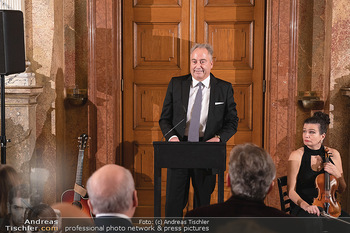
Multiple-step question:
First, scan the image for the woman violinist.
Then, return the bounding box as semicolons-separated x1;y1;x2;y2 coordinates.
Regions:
287;112;348;217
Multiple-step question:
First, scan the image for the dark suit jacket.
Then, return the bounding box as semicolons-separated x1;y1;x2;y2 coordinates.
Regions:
94;216;133;233
159;73;238;142
185;196;291;217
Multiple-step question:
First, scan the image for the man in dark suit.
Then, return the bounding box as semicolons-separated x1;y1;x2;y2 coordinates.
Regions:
87;164;138;232
185;143;290;217
159;43;239;217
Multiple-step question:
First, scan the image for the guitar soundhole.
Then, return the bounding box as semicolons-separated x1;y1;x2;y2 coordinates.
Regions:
72;201;83;209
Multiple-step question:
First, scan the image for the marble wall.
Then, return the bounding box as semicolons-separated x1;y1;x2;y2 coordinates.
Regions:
296;0;350;211
329;0;350;211
265;0;298;208
23;0;60;204
8;0;90;204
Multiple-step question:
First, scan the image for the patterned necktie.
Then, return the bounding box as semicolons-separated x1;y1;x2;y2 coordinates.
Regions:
188;82;203;142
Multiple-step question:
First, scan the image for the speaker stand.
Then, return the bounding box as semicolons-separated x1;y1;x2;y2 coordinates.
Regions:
0;74;9;164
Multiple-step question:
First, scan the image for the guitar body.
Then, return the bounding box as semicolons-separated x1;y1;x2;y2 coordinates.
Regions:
61;189;91;217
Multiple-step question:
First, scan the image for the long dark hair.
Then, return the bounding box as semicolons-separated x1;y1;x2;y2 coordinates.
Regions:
304;111;330;134
0;165;20;218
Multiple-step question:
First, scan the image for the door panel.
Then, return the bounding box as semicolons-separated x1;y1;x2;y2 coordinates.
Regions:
123;0;190;217
123;0;264;217
196;0;264;209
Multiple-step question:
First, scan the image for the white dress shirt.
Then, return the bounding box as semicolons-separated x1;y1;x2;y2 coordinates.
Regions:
184;76;210;138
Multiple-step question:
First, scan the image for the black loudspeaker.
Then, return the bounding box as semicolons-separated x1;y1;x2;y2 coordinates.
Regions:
0;10;25;75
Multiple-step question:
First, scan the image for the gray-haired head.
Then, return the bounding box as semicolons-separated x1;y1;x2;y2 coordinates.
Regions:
190;43;214;61
228;143;276;201
87;164;135;214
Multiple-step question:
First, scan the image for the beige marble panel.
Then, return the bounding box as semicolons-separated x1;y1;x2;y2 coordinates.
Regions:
265;0;297;209
4;87;42;193
329;0;350;212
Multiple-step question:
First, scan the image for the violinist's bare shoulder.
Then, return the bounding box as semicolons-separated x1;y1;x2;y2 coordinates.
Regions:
326;146;342;166
325;146;341;160
288;147;304;162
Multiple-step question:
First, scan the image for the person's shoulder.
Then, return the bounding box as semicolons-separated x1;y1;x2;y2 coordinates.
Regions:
325;146;339;155
325;146;341;159
172;74;191;80
264;206;292;217
185;205;212;217
210;74;232;86
185;203;223;217
288;147;304;161
94;216;133;227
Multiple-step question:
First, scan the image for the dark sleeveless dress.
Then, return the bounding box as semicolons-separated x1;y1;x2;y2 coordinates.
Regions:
291;145;350;232
291;145;333;216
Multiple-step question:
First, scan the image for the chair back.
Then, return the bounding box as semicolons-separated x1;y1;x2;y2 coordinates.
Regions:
277;176;291;214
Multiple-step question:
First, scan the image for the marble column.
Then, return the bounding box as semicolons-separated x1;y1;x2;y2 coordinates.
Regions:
3;69;43;184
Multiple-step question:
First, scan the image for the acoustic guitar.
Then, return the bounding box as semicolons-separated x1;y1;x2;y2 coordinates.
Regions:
61;133;91;216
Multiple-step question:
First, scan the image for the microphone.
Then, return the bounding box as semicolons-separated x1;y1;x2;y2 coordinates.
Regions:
161;105;187;141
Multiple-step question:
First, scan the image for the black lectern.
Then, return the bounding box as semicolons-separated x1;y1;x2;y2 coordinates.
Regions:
153;141;226;217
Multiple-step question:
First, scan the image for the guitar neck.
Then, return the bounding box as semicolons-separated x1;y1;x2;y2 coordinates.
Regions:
74;149;85;201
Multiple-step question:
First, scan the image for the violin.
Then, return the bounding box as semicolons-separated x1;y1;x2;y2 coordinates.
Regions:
312;147;341;217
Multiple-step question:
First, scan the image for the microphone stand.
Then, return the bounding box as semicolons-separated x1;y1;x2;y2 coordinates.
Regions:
161;118;185;141
1;74;10;164
160;105;187;141
320;211;350;225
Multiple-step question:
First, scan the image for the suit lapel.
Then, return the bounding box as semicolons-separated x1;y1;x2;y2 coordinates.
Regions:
181;75;192;113
204;74;217;140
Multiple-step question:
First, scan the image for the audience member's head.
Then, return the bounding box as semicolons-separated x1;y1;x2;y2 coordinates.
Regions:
26;203;58;232
8;184;31;226
228;143;276;201
0;165;21;218
86;164;138;217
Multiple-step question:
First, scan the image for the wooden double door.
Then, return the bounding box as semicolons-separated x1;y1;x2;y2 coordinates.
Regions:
123;0;265;217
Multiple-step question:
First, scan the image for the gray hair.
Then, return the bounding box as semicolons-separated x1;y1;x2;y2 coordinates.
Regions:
190;43;213;61
87;166;135;214
228;143;276;201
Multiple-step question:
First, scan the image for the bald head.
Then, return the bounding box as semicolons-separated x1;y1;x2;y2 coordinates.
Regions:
88;164;127;197
87;164;136;216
